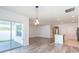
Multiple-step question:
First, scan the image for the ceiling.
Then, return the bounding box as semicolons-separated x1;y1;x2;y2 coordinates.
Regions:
0;6;79;25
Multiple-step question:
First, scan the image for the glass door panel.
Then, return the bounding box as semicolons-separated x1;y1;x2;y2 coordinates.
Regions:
12;22;23;48
0;20;10;52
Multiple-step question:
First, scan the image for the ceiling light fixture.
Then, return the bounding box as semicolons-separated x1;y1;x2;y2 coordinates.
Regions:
34;6;39;25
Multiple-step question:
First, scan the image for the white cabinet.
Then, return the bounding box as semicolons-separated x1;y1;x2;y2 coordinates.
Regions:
55;34;64;44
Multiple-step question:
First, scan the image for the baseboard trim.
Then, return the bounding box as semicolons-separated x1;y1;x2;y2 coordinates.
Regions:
29;37;53;39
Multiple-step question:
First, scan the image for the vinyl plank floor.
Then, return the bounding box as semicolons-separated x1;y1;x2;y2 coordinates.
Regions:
5;38;79;53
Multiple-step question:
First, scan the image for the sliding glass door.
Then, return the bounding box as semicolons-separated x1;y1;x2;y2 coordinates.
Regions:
0;20;23;52
12;22;23;48
0;20;11;52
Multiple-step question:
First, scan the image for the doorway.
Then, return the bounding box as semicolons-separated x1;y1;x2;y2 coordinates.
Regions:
51;26;59;43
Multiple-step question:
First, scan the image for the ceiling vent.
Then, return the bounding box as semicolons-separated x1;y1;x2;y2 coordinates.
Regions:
65;7;75;13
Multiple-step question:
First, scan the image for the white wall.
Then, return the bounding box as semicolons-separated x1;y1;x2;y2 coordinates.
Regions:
29;25;37;38
29;25;52;38
37;25;52;38
29;23;78;40
0;8;29;45
58;23;77;40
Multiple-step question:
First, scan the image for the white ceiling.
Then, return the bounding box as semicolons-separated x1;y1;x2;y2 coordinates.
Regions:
0;6;79;25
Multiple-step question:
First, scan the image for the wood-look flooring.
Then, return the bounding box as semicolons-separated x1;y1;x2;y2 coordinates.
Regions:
5;37;79;53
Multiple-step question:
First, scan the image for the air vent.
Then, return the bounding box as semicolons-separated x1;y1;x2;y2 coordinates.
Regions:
65;7;75;13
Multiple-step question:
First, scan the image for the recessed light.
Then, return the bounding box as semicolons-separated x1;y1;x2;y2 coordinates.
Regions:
72;16;75;17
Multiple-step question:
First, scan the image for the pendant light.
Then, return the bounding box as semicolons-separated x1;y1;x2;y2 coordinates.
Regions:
34;6;39;25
